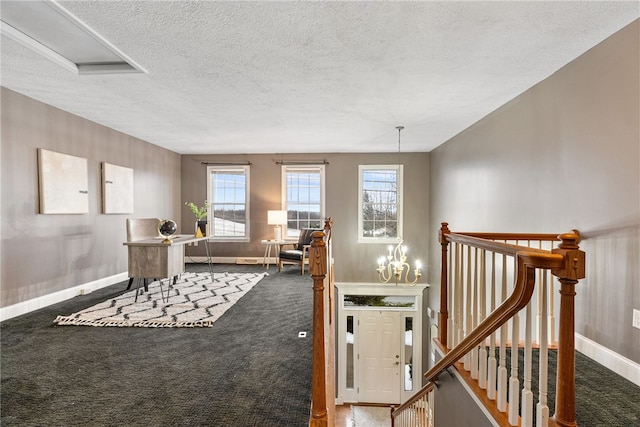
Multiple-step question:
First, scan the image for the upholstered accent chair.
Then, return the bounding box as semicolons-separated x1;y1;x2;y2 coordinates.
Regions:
278;228;323;275
125;218;161;290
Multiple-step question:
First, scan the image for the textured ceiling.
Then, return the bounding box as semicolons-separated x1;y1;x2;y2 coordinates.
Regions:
1;1;638;154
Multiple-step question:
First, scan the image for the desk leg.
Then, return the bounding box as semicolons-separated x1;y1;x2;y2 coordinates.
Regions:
267;244;273;269
159;278;168;303
262;244;269;268
204;238;214;282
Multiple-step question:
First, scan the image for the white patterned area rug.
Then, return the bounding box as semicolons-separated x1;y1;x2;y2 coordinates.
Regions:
351;405;391;427
53;272;267;328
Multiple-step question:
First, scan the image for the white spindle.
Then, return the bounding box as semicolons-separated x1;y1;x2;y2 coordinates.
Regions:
548;268;557;346
471;248;479;379
508;309;520;425
521;299;534;427
487;251;497;399
478;249;488;388
537;271;550;427
497;254;509;412
464;245;472;369
447;241;454;347
508;257;520;426
456;243;464;348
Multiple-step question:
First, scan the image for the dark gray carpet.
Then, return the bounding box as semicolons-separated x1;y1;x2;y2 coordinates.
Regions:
506;347;640;427
1;264;313;427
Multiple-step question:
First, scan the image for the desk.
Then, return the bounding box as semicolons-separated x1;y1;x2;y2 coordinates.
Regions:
124;234;212;300
260;239;284;269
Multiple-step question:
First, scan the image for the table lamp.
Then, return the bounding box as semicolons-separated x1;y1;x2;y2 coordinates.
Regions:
267;210;287;241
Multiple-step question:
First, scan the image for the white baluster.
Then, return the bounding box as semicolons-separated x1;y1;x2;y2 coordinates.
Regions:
487;251;497;399
455;243;464;349
478;249;487;389
464;245;472;369
521;299;534;427
508;253;520;425
548;269;557;346
447;243;455;347
471;248;479;379
508;311;520;425
537;272;549;427
497;254;508;412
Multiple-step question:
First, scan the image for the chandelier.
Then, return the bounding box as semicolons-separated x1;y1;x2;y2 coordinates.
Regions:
374;126;422;285
376;241;422;285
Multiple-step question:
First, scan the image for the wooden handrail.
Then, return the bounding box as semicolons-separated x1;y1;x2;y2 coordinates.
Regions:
446;232;558;258
425;250;564;384
456;231;562;242
391;382;435;418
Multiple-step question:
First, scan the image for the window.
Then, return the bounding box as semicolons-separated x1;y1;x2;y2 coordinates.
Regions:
346;315;354;389
405;317;414;391
207;165;250;241
282;165;325;238
358;165;403;242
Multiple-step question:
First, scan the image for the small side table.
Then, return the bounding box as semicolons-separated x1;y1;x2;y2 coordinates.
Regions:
261;239;284;269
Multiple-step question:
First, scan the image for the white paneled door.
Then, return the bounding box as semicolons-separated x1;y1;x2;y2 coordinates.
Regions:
358;310;402;404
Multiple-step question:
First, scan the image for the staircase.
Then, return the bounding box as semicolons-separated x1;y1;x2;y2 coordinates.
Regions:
392;223;586;427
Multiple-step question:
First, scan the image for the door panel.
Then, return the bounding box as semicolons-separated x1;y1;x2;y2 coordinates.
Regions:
358;311;401;403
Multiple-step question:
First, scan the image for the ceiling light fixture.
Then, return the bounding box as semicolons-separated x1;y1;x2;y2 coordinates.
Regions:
396;125;405;154
1;0;146;75
374;125;422;285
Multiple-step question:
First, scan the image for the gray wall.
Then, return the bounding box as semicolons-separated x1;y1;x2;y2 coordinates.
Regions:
427;20;640;363
1;88;182;307
181;152;430;283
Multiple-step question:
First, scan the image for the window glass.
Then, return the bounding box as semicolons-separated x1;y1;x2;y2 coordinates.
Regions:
343;295;415;308
282;166;325;238
207;166;250;240
346;315;354;389
405;317;414;391
359;165;402;242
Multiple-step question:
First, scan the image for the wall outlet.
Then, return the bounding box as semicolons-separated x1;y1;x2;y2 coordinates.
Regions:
633;309;640;330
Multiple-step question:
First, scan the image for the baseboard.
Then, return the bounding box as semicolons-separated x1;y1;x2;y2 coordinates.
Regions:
185;256;270;265
575;333;640;387
0;272;129;322
236;257;260;265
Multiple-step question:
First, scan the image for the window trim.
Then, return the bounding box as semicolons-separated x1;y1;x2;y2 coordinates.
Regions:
207;165;250;242
281;164;326;239
357;164;403;244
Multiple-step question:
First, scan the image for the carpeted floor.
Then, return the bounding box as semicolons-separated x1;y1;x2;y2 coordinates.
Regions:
1;263;313;427
506;347;640;426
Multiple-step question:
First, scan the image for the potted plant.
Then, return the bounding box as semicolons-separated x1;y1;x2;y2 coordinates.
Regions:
185;201;208;237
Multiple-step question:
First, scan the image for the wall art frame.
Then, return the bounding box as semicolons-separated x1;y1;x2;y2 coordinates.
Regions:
102;162;134;214
37;148;89;214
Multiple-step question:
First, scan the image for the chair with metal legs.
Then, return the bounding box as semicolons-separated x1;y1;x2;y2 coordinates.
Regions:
125;218;161;293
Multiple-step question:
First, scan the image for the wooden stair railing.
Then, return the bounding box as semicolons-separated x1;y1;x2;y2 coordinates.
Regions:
309;218;334;427
392;223;585;427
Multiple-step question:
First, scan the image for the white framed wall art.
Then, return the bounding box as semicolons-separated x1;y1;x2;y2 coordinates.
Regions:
37;148;89;214
102;162;134;214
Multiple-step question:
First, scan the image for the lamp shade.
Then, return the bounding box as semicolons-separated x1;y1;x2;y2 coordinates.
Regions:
267;210;287;225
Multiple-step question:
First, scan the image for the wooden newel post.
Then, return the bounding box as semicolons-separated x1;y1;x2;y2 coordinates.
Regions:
550;231;585;427
439;222;451;347
309;231;328;427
